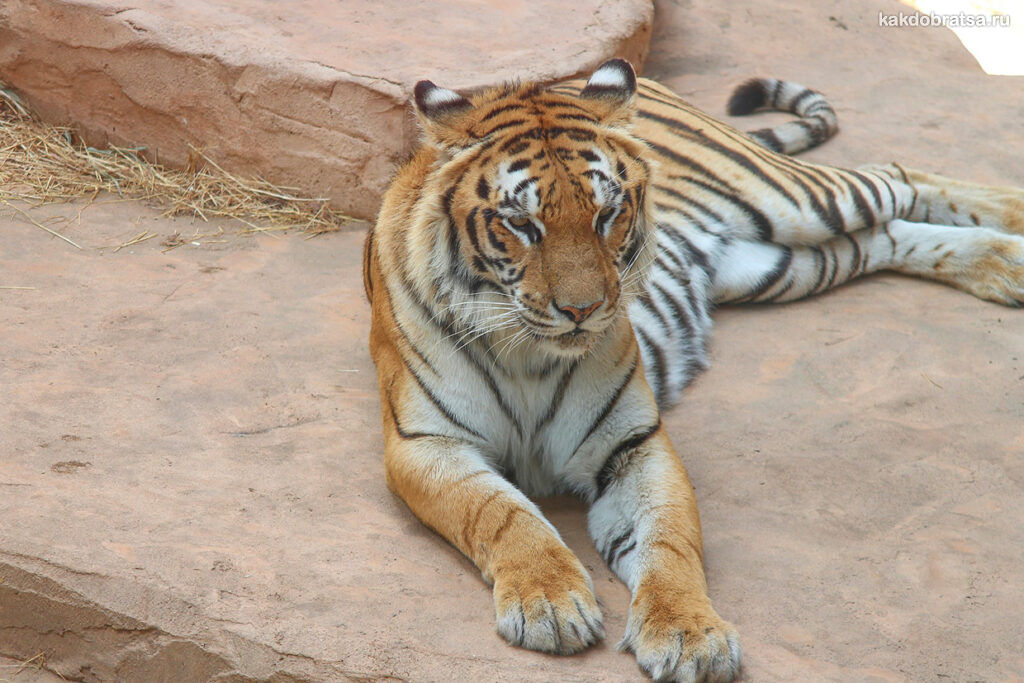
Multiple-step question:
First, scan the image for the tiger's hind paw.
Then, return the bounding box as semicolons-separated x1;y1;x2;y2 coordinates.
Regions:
892;221;1024;306
950;232;1024;306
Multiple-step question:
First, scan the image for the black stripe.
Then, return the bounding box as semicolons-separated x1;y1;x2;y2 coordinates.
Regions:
499;129;543;152
789;88;816;113
654;202;717;237
794;119;821;145
481;118;528;137
362;227;375;300
619;223;644;270
612;540;637;566
512;177;536;195
653;183;725;227
406;362;484;439
534;99;594;115
521;220;542;245
824;243;841;290
848;170;884;211
776;162;844;235
533;360;581;434
572;353;639;457
638;109;801;209
637;292;671;336
845;233;863;274
679;273;707;330
635;326;668;407
458;345;525;439
750;129;784;153
810;246;827;295
388;297;440;376
764;273;797;303
744;247;793;302
464;207;485;256
556;112;599;123
386;391;448;441
657;222;714;276
442;187;492;294
604;528;634;564
642;81;794;157
595;422;661;496
480;103;526;122
544;125;597;142
654;247;691;290
651;278;694;338
669;174;775;241
880;171;900;216
476;175;489;200
636;85;696;121
842;173;875;230
395;257;455;335
485;223;507;253
821;177;848;234
498;266;525;286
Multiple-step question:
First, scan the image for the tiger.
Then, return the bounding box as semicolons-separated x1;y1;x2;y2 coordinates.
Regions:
362;58;1024;682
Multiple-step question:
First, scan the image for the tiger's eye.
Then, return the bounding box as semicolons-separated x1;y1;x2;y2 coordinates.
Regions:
507;215;531;228
599;206;615;218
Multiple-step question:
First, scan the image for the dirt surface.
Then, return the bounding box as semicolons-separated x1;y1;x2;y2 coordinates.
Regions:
2;0;1024;681
0;0;652;220
0;654;65;683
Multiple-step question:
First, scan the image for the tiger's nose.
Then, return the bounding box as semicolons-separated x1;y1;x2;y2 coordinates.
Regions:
555;300;604;324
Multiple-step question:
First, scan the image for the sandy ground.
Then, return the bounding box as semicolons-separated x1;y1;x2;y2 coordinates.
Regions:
2;0;1023;681
0;655;64;683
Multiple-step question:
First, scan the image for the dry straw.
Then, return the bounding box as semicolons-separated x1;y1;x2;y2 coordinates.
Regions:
0;83;354;237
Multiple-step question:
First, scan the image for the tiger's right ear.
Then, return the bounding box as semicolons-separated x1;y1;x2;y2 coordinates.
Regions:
579;59;637;128
413;80;476;152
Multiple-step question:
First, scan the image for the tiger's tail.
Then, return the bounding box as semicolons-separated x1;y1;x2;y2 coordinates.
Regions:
727;78;839;155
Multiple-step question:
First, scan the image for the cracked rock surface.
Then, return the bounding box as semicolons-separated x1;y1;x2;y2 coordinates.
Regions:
0;0;653;220
2;0;1024;681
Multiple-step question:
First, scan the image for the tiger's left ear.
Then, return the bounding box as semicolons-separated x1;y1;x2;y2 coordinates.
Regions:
413;80;477;152
579;58;637;128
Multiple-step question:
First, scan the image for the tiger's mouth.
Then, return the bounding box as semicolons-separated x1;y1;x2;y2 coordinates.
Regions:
556;328;591;346
510;305;618;356
531;326;599;355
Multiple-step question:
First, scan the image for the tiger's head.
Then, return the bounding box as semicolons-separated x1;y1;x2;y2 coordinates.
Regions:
412;59;654;358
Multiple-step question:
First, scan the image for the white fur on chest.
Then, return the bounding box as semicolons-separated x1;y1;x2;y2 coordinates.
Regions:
390;284;657;497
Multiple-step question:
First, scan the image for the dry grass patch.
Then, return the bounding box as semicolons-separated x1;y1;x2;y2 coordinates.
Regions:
0;83;354;238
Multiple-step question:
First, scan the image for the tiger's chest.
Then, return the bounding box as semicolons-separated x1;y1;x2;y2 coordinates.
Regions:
445;353;582;493
425;338;647;497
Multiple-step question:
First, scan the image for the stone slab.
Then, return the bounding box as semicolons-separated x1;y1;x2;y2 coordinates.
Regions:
0;0;653;220
2;0;1024;680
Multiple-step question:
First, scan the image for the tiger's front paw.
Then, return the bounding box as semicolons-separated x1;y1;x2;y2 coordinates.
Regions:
621;591;741;683
491;545;604;654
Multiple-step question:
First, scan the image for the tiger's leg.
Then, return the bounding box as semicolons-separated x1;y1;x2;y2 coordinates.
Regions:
384;432;604;653
667;157;1022;248
583;425;741;682
734;161;1024;247
710;220;1024;306
865;164;1024;235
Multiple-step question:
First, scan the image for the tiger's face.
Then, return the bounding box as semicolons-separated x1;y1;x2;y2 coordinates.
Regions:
414;60;653;357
